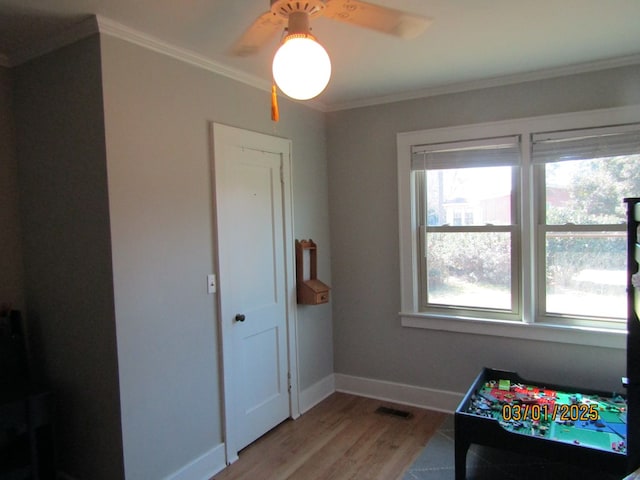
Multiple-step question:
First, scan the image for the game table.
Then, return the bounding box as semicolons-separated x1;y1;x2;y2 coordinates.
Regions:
455;368;628;480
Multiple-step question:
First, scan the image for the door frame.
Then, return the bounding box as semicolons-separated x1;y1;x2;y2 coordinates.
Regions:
211;122;300;465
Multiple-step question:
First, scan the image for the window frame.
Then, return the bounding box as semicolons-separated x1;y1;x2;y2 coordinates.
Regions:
415;163;522;322
534;162;628;328
397;105;640;348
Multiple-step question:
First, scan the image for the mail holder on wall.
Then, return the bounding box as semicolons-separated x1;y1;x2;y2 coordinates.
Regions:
295;239;330;305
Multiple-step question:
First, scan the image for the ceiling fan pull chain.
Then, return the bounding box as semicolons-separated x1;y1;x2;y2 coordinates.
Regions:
271;83;280;122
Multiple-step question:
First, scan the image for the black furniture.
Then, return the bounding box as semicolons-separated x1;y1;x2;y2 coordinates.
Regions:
1;391;54;479
0;310;55;479
625;197;640;473
455;367;627;480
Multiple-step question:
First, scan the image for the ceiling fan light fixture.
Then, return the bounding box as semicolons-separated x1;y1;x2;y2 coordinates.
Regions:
272;32;331;100
232;0;431;100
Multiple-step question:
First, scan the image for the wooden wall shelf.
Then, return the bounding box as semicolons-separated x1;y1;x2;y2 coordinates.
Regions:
295;239;330;305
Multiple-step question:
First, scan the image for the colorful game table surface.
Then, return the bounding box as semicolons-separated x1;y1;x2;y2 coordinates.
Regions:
455;368;629;480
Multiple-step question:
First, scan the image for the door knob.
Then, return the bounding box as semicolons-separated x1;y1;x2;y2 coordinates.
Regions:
235;314;246;322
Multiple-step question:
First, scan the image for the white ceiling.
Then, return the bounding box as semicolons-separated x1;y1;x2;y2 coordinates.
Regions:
1;0;640;111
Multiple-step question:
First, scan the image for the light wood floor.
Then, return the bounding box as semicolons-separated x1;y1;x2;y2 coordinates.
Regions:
212;392;446;480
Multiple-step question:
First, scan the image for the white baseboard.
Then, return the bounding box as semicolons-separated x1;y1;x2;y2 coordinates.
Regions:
165;443;226;480
299;374;336;414
335;373;463;413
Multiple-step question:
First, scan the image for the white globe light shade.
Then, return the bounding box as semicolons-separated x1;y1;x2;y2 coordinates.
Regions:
272;36;331;100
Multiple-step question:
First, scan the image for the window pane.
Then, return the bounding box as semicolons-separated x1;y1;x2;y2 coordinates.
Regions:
545;155;640;225
426;231;512;310
545;232;626;319
426;166;513;226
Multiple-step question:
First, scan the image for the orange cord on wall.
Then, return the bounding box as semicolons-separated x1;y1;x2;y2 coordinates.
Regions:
271;83;280;122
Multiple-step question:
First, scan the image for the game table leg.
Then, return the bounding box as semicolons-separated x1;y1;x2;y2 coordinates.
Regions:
454;437;470;480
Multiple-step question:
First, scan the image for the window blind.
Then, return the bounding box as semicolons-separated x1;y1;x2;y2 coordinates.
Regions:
532;123;640;164
411;136;520;170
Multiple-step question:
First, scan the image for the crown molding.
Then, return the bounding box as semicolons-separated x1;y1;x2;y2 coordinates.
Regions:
1;13;274;95
4;12;638;113
95;16;274;93
5;13;325;111
326;53;640;112
94;16;327;112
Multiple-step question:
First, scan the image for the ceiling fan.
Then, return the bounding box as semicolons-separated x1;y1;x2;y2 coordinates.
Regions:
231;0;431;57
230;0;431;104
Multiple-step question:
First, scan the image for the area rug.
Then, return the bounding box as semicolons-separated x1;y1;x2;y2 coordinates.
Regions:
402;414;621;480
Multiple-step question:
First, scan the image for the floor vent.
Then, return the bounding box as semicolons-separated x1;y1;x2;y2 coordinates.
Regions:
375;406;413;419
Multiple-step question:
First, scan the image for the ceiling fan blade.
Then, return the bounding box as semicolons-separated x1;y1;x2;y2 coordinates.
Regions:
323;0;431;39
230;10;286;56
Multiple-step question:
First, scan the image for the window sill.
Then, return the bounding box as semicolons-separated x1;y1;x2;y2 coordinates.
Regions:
400;312;626;349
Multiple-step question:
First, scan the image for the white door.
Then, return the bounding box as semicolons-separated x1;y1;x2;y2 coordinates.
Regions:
212;123;299;462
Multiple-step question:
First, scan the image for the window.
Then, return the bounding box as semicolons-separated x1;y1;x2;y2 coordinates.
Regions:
398;106;640;346
533;125;640;327
464;211;474;226
412;137;520;321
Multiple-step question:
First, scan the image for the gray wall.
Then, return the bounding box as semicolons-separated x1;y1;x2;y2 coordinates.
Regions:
99;34;333;479
7;27;333;479
0;66;24;312
13;36;124;479
327;65;640;396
